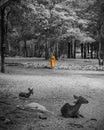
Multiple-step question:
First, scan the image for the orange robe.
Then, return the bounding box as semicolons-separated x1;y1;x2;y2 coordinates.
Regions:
50;55;56;68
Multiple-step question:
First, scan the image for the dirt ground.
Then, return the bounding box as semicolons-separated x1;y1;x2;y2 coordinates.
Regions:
0;58;104;130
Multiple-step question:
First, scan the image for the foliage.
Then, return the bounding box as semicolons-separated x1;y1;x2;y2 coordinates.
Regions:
2;0;103;58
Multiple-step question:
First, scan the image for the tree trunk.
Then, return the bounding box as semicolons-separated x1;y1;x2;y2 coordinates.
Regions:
68;42;71;58
70;43;73;58
5;11;10;56
81;43;83;59
56;42;58;60
74;41;76;58
96;30;102;65
91;43;93;59
34;44;36;57
84;44;86;59
71;39;74;58
1;8;5;73
87;43;89;54
97;50;99;59
54;41;59;60
19;42;22;56
98;41;104;65
24;40;28;57
87;43;90;59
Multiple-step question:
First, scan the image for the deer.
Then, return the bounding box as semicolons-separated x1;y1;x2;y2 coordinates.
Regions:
60;95;89;118
19;88;33;98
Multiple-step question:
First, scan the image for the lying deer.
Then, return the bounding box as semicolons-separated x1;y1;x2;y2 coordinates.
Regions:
19;88;33;98
61;95;89;118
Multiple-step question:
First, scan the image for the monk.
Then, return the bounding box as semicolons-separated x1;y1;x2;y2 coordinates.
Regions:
50;55;56;69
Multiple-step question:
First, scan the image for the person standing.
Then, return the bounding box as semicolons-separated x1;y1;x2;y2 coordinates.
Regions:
50;55;56;69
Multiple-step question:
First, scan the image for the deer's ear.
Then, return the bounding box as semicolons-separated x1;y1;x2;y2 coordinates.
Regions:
73;95;79;99
28;88;30;90
30;88;33;91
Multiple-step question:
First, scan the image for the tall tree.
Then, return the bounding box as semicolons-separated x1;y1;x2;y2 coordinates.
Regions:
0;0;20;73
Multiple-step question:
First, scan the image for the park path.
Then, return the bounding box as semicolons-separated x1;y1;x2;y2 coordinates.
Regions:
0;69;104;130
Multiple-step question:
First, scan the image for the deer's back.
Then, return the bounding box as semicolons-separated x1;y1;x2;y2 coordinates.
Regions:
61;103;74;116
19;92;30;98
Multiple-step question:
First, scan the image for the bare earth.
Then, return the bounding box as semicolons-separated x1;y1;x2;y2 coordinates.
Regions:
0;58;104;130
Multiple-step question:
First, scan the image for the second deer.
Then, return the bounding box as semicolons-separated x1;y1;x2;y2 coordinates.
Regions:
19;88;33;98
61;95;89;118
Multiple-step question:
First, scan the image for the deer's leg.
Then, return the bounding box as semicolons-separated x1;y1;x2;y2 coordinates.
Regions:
72;111;80;118
74;111;84;118
78;114;84;118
